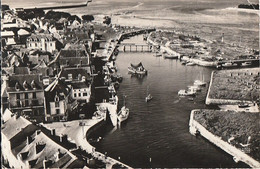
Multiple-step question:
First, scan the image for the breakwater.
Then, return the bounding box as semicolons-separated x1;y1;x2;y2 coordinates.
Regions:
189;110;260;168
24;0;91;10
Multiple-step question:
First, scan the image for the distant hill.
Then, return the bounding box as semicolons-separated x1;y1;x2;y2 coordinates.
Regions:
238;3;259;10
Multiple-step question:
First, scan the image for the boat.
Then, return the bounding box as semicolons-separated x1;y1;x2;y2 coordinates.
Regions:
117;106;129;123
194;72;206;87
238;103;250;108
163;54;178;59
241;62;252;66
117;96;129;125
145;86;153;102
128;62;147;75
188;85;201;92
222;62;238;68
186;62;196;66
154;52;162;57
178;89;196;96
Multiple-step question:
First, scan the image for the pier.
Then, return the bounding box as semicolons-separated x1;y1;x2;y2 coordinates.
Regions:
24;0;92;10
217;58;260;66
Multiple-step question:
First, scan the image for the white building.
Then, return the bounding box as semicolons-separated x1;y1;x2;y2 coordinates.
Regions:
26;33;57;53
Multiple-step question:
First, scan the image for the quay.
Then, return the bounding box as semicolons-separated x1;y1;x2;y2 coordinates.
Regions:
189;110;260;168
104;28;156;61
217;58;260;67
43;119;132;169
24;0;92;11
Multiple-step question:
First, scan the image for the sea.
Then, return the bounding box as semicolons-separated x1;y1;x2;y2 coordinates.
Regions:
3;0;259;167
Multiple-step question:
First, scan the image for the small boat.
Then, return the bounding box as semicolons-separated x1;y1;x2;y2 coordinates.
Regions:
117;96;129;123
186;62;196;66
188;97;194;101
238;103;249;108
222;62;238;68
241;62;252;66
117;106;129;122
145;86;153;102
194;72;206;87
178;89;196;96
188;85;201;92
128;62;147;75
154;52;162;57
163;54;178;59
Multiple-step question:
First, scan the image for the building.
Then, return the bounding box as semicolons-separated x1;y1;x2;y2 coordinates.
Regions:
45;78;78;122
4;74;46;122
26;33;58;53
55;46;91;68
59;67;92;103
1;110;85;168
1;30;16;46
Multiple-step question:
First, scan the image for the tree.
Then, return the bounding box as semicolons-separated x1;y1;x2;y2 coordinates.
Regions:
82;15;94;22
103;16;111;25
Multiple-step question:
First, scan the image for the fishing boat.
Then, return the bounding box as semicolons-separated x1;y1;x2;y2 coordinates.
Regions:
186;62;196;66
178;89;196;96
194;72;206;87
188;85;201;92
238;102;250;108
154;52;162;57
117;96;129;126
222;62;238;68
163;54;178;59
145;86;153;102
128;62;147;75
241;62;252;67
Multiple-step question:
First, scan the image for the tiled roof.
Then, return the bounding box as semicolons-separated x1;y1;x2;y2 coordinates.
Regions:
45;78;71;102
1;31;15;37
60;67;91;80
70;82;89;89
27;33;54;42
2;115;31;140
59;49;88;58
7;74;43;92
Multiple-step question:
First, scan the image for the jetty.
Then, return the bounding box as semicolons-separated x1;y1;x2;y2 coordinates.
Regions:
119;43;159;52
24;0;92;11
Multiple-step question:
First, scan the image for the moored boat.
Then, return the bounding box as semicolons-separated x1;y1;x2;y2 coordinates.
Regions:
241;62;252;66
117;106;129;123
163;54;178;59
188;85;201;92
222;62;238;68
178;89;196;96
128;62;147;75
145;86;153;102
194;72;206;87
186;62;196;66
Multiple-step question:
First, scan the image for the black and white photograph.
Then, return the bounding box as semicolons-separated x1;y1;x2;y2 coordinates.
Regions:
1;0;259;168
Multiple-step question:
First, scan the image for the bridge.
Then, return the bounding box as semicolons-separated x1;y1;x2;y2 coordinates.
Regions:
117;43;159;52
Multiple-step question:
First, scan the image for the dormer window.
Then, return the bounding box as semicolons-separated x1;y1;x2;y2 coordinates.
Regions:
82;76;86;82
23;81;29;90
15;82;20;91
31;80;36;89
55;94;59;102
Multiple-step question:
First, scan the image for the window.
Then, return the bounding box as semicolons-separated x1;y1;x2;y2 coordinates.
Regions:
50;43;52;46
78;93;81;97
66;60;69;66
33;92;36;99
16;93;20;99
25;93;28;106
83;93;88;96
74;93;77;97
56;109;60;115
55;102;59;107
35;43;37;47
68;74;72;80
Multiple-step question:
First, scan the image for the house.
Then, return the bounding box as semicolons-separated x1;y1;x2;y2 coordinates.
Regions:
1;30;16;46
26;33;58;53
59;67;92;103
55;45;91;68
17;29;30;44
4;74;46;122
45;78;78;122
1;110;85;168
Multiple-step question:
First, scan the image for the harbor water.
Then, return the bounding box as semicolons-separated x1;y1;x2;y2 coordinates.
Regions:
90;35;248;168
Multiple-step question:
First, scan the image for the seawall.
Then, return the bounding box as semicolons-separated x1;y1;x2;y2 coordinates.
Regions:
189;110;260;168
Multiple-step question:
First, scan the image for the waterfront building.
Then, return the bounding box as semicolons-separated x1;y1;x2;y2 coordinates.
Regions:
26;33;58;53
3;74;46;122
45;78;78;122
1;30;16;46
1;110;85;168
59;67;92;103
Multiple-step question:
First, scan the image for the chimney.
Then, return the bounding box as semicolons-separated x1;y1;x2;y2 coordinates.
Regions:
27;136;33;145
60;134;68;143
43;158;52;169
51;129;56;136
36;142;46;154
